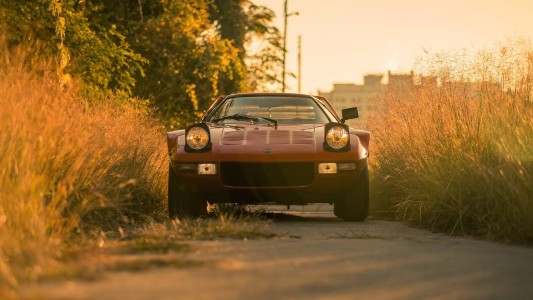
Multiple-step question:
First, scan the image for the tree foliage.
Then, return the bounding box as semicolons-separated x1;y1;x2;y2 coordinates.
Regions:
0;0;283;123
211;0;284;92
0;0;146;93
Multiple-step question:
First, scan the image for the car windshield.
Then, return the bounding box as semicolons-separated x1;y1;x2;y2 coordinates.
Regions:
206;96;331;124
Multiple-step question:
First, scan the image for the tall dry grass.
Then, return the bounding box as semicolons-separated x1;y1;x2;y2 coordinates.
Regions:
368;39;533;243
0;46;167;293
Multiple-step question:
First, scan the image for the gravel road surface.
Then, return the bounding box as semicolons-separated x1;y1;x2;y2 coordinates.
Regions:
23;204;533;299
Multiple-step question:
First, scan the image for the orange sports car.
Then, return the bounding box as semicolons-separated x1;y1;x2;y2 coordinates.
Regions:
166;93;370;221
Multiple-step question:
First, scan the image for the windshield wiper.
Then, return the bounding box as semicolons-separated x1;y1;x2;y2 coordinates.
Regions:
254;116;278;128
212;114;278;128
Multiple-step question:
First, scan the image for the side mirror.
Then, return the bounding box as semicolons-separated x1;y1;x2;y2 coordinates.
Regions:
341;107;359;123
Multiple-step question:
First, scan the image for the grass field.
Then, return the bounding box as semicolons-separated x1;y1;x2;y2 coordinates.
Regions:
0;47;275;297
2;38;533;298
367;40;533;244
0;45;169;294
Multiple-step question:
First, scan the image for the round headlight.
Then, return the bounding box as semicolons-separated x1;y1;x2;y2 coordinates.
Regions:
186;127;209;150
325;126;349;150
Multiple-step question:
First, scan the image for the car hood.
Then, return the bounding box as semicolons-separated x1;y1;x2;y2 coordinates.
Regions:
210;124;321;155
168;123;365;162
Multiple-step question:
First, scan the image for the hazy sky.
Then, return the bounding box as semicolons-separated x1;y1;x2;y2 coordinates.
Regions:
252;0;533;94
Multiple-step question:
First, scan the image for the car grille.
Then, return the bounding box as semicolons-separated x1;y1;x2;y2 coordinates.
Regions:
220;162;315;187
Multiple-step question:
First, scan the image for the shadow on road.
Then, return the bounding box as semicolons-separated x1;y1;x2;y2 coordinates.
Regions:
259;212;342;223
212;203;347;223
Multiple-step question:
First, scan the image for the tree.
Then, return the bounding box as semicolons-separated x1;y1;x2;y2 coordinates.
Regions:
210;0;284;92
128;0;239;124
1;0;284;124
0;0;146;94
244;3;285;91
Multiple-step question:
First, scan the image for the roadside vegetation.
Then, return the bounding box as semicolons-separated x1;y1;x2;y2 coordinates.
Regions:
0;56;274;295
367;39;533;244
0;0;281;297
0;47;166;295
2;0;532;297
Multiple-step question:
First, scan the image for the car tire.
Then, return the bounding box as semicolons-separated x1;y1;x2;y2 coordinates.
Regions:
334;164;369;221
168;165;206;219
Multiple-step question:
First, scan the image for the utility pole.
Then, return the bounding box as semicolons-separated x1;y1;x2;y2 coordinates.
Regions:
297;35;301;93
282;0;299;93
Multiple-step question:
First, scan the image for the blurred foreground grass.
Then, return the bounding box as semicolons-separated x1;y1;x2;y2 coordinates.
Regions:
367;39;533;244
0;46;274;298
0;45;167;294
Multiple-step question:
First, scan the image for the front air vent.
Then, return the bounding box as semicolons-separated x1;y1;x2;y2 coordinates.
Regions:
292;131;314;144
269;130;290;144
222;131;245;145
222;130;315;146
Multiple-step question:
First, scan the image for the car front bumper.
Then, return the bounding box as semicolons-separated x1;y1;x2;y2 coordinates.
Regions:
170;158;368;205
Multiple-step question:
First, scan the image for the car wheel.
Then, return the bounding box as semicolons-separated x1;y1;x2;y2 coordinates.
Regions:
168;165;206;219
334;164;369;221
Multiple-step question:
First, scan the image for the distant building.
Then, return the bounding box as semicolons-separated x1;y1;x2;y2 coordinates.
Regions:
318;71;507;126
387;70;415;95
317;74;386;125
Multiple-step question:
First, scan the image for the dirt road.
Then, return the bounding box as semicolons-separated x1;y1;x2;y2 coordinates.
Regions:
24;204;533;299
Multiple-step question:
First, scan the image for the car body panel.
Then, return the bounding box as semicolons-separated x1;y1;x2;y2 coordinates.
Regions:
168;125;367;162
167;93;370;206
